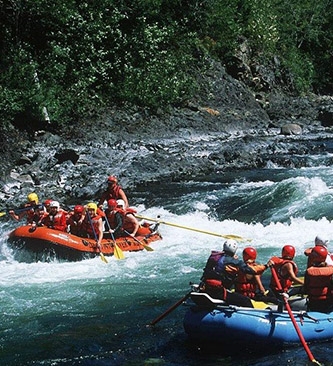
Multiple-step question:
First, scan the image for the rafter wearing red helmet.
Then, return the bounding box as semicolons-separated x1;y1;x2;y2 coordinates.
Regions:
305;245;333;312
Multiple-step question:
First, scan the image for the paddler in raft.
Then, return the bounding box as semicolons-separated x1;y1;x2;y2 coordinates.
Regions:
304;235;333;267
267;245;304;310
66;205;85;236
8;192;39;223
200;239;273;308
115;199;159;237
103;199;123;239
80;202;104;251
235;247;279;304
305;245;333;313
98;175;129;209
40;200;67;232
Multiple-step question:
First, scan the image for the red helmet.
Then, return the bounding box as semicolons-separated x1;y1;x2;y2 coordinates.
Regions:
107;175;118;184
44;199;52;206
282;245;295;259
310;245;328;264
243;247;257;262
74;205;84;214
107;199;117;208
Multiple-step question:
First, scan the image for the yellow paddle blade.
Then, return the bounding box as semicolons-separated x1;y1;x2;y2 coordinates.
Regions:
135;214;251;242
141;243;154;252
99;252;108;263
0;212;7;217
251;300;273;309
113;243;125;260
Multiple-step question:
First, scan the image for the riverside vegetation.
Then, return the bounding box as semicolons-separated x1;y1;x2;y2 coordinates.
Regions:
0;0;333;207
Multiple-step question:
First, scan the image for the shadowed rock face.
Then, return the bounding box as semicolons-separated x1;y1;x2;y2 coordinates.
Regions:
0;61;332;208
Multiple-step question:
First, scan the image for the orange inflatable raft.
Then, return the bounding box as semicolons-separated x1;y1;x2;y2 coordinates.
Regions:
7;225;162;262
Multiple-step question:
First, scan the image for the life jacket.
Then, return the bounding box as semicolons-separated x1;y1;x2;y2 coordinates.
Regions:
201;250;225;280
305;247;333;267
235;262;263;298
119;207;138;232
270;256;298;292
305;266;333;301
82;213;103;238
42;210;67;232
100;185;122;203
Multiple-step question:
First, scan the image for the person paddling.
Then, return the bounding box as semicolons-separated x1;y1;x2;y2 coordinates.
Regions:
235;247;277;303
103;199;123;238
41;201;67;232
304;236;333;267
8;192;39;223
98;175;129;209
200;240;273;308
81;202;103;251
268;245;304;306
305;245;333;313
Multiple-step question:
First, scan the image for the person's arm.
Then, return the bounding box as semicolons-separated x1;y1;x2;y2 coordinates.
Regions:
119;189;129;208
236;258;257;275
254;275;266;294
285;262;304;285
9;210;20;221
97;218;104;248
127;214;139;236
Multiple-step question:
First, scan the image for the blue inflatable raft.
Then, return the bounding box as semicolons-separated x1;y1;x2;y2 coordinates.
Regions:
183;292;333;348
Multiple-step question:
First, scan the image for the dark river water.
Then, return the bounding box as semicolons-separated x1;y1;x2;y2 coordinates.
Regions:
2;162;333;365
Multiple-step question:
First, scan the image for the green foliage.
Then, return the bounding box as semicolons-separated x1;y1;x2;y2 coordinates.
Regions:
0;0;332;129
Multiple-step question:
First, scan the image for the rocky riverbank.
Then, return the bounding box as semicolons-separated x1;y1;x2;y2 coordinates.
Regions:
1;59;333;209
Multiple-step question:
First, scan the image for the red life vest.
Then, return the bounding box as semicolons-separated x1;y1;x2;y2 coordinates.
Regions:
235;262;263;298
82;214;102;238
270;256;298;292
305;266;333;301
100;185;122;204
119;207;137;232
42;211;67;232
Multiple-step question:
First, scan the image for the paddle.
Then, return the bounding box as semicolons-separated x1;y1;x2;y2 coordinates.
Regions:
149;292;191;326
135;214;250;241
0;206;35;218
271;267;321;365
103;216;125;260
86;212;108;263
123;230;154;251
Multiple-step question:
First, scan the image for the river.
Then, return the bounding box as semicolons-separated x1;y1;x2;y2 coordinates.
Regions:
1;163;333;365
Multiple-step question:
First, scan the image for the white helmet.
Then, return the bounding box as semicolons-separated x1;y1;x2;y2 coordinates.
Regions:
315;235;329;247
116;199;125;208
223;239;238;255
49;200;60;209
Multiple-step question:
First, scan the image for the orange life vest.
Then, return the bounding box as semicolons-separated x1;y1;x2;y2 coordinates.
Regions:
270;256;298;292
119;207;137;232
42;211;67;232
305;266;333;301
235;262;264;298
82;214;102;238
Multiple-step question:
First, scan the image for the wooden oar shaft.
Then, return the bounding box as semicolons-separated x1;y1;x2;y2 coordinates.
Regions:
271;267;319;364
135;214;248;241
150;292;191;326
